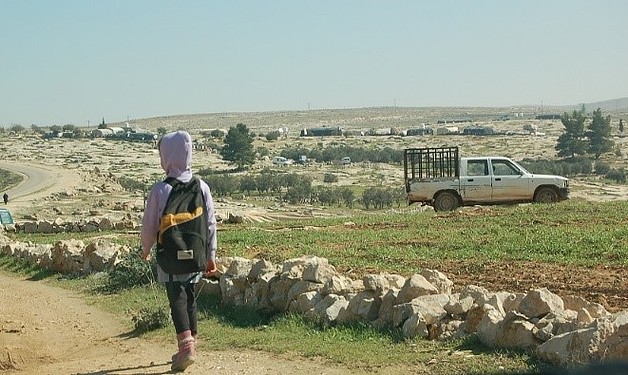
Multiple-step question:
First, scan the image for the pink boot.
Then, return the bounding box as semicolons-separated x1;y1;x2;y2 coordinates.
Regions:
171;330;196;372
171;334;198;362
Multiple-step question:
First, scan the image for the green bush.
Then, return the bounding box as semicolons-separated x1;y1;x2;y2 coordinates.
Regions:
265;131;281;141
280;145;403;165
201;174;240;197
595;161;611;176
99;252;156;293
520;157;593;177
118;176;147;192
323;173;338;183
132;306;170;333
606;169;626;183
362;187;394;209
315;187;338;206
256;146;270;157
339;187;355;208
574;157;593;175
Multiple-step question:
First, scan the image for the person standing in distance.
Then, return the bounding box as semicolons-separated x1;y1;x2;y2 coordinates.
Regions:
140;130;218;372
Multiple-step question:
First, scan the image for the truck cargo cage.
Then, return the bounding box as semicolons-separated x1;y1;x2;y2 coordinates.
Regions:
404;147;459;183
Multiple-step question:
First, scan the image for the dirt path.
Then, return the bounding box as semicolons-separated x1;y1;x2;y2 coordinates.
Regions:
0;272;361;375
0;162;81;210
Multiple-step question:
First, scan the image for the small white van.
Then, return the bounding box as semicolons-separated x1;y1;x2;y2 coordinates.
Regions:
272;156;293;166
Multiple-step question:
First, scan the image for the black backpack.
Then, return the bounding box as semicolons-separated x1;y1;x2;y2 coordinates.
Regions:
156;177;209;274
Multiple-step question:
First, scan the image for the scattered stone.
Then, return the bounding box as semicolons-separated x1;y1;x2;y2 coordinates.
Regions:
2;241;625;368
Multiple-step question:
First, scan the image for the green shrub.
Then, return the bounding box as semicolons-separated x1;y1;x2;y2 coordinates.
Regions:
606;169;626;183
362;187;394;209
201;174;240;197
323;173;338;183
256;146;270;157
520;157;593;177
265;131;281;141
575;158;593;175
118;176;147;192
99;252;156;293
595;161;611;175
132;306;170;333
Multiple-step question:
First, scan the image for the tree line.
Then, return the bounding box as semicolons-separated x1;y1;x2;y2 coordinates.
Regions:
555;108;615;159
550;108;625;182
194;168;405;209
216;123;404;169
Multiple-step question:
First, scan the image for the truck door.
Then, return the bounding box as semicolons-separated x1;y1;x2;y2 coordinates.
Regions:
490;159;529;201
460;159;493;202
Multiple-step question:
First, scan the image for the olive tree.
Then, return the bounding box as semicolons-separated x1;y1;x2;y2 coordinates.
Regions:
220;123;255;169
555;111;587;158
586;108;614;159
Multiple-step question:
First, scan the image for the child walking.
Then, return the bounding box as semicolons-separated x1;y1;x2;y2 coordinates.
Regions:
141;130;218;372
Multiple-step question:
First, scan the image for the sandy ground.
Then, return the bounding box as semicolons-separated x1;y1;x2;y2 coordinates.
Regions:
0;272;362;375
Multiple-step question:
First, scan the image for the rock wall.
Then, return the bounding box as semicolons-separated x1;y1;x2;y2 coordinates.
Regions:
1;217;140;233
1;236;129;274
0;213;243;234
0;233;626;367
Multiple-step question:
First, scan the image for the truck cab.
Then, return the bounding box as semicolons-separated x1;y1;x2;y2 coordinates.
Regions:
459;157;568;204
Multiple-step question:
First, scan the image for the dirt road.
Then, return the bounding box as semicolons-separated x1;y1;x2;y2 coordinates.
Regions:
0;272;360;375
0;162;81;208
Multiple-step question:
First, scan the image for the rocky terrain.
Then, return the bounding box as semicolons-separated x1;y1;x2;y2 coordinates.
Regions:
1;107;627;373
2;107;628;224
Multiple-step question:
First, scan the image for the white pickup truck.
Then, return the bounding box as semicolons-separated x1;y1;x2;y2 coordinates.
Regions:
404;147;569;211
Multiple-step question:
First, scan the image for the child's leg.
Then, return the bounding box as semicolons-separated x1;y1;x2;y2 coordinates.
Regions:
166;281;196;371
184;282;198;337
165;281;190;333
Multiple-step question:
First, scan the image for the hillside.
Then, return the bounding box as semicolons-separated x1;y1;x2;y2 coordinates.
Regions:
584;97;628;112
107;102;628;137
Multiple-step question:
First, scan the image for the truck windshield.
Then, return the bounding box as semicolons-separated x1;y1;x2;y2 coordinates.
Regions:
499;159;530;175
511;160;530;174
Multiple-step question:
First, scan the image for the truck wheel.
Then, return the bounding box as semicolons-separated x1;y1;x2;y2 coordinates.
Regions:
534;187;558;203
434;191;459;212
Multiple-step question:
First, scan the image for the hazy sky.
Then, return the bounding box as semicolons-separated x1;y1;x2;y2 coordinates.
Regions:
2;1;627;126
